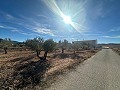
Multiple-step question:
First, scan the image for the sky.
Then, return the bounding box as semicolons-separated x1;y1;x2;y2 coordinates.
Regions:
0;0;120;43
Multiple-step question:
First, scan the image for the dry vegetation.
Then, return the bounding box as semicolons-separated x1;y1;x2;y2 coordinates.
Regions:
109;44;120;55
0;49;99;90
112;48;120;55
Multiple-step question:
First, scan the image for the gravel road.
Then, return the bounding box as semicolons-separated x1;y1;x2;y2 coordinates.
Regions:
46;49;120;90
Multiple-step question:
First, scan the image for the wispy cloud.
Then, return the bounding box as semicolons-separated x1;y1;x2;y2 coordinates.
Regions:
94;3;104;18
13;15;55;36
0;10;87;38
10;28;29;35
102;35;120;38
0;25;31;36
0;25;5;28
11;29;37;36
0;25;16;30
83;33;101;36
37;14;49;19
89;1;109;19
1;12;56;37
33;28;55;36
109;27;120;32
0;11;16;20
11;29;19;32
6;14;15;19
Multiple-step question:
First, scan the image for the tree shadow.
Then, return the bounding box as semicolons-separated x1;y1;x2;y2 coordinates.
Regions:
12;59;51;89
52;53;81;59
52;53;69;59
9;54;36;63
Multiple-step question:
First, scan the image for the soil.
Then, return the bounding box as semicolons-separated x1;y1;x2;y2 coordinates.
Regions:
0;49;99;90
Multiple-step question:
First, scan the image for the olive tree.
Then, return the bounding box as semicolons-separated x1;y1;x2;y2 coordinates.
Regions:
72;42;81;54
59;39;68;53
0;38;13;54
25;37;44;57
43;39;56;60
81;42;90;50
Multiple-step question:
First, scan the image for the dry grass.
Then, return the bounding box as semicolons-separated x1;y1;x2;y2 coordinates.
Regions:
0;50;34;62
0;49;99;90
112;48;120;55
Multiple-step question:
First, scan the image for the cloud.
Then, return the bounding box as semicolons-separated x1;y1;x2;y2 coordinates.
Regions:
37;14;49;19
109;27;120;32
0;11;15;19
102;35;120;38
1;13;56;37
11;29;19;32
33;28;55;36
88;1;109;19
0;25;5;28
10;29;28;35
0;25;30;36
12;15;56;36
6;14;15;19
10;28;40;36
83;33;101;36
0;25;16;30
0;25;32;36
0;11;15;20
1;11;89;38
94;3;104;18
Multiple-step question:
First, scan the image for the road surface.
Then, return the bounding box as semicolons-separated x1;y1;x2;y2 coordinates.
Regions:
46;49;120;90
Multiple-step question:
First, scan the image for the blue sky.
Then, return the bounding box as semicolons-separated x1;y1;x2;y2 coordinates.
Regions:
0;0;120;43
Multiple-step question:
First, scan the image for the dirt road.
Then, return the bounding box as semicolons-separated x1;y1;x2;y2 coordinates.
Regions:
46;49;120;90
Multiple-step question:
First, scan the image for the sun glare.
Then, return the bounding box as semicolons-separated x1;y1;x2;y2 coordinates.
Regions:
43;0;87;32
61;14;72;24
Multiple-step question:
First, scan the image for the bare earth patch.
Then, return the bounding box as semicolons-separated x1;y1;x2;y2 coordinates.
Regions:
112;48;120;55
0;50;99;90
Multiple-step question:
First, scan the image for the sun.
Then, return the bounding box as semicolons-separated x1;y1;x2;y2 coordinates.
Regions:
61;14;72;24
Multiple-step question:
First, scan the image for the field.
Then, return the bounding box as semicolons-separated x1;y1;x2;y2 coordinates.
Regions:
109;44;120;55
0;49;99;90
112;48;120;55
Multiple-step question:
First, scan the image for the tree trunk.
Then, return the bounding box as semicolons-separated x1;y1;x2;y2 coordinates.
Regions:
62;47;64;53
62;49;64;53
4;47;7;54
36;50;43;60
4;49;7;54
74;50;75;54
44;51;48;60
36;50;40;58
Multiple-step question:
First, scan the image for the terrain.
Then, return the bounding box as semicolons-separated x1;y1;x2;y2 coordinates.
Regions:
46;49;120;90
0;49;98;89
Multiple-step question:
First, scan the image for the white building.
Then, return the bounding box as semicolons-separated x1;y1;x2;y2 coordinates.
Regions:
73;40;97;49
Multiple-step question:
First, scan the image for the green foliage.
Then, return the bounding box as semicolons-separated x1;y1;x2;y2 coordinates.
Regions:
81;42;90;50
59;39;68;53
59;39;68;48
72;42;81;51
62;39;68;48
25;38;56;59
25;37;44;51
43;39;56;52
0;38;13;48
